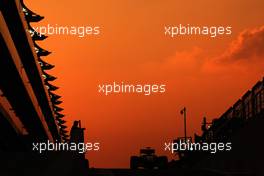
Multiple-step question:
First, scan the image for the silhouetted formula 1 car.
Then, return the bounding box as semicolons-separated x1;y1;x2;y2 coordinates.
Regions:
130;147;168;169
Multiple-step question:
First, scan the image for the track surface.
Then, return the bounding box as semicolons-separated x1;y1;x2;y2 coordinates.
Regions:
87;168;252;176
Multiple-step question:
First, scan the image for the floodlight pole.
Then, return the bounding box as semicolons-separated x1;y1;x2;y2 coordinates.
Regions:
183;107;187;142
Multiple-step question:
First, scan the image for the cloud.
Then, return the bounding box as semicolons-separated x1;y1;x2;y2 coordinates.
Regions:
159;47;204;75
221;25;264;62
203;25;264;75
139;25;264;80
138;47;206;81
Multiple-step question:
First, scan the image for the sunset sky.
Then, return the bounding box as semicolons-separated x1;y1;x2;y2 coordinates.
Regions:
26;0;264;168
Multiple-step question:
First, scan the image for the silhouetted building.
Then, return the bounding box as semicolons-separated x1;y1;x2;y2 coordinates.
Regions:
0;1;88;175
173;78;264;176
0;0;66;145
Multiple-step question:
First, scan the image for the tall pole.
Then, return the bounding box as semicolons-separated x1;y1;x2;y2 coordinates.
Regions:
180;107;187;142
183;107;187;142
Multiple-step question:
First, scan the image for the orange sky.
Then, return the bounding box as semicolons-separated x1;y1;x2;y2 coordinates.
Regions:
26;0;264;168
